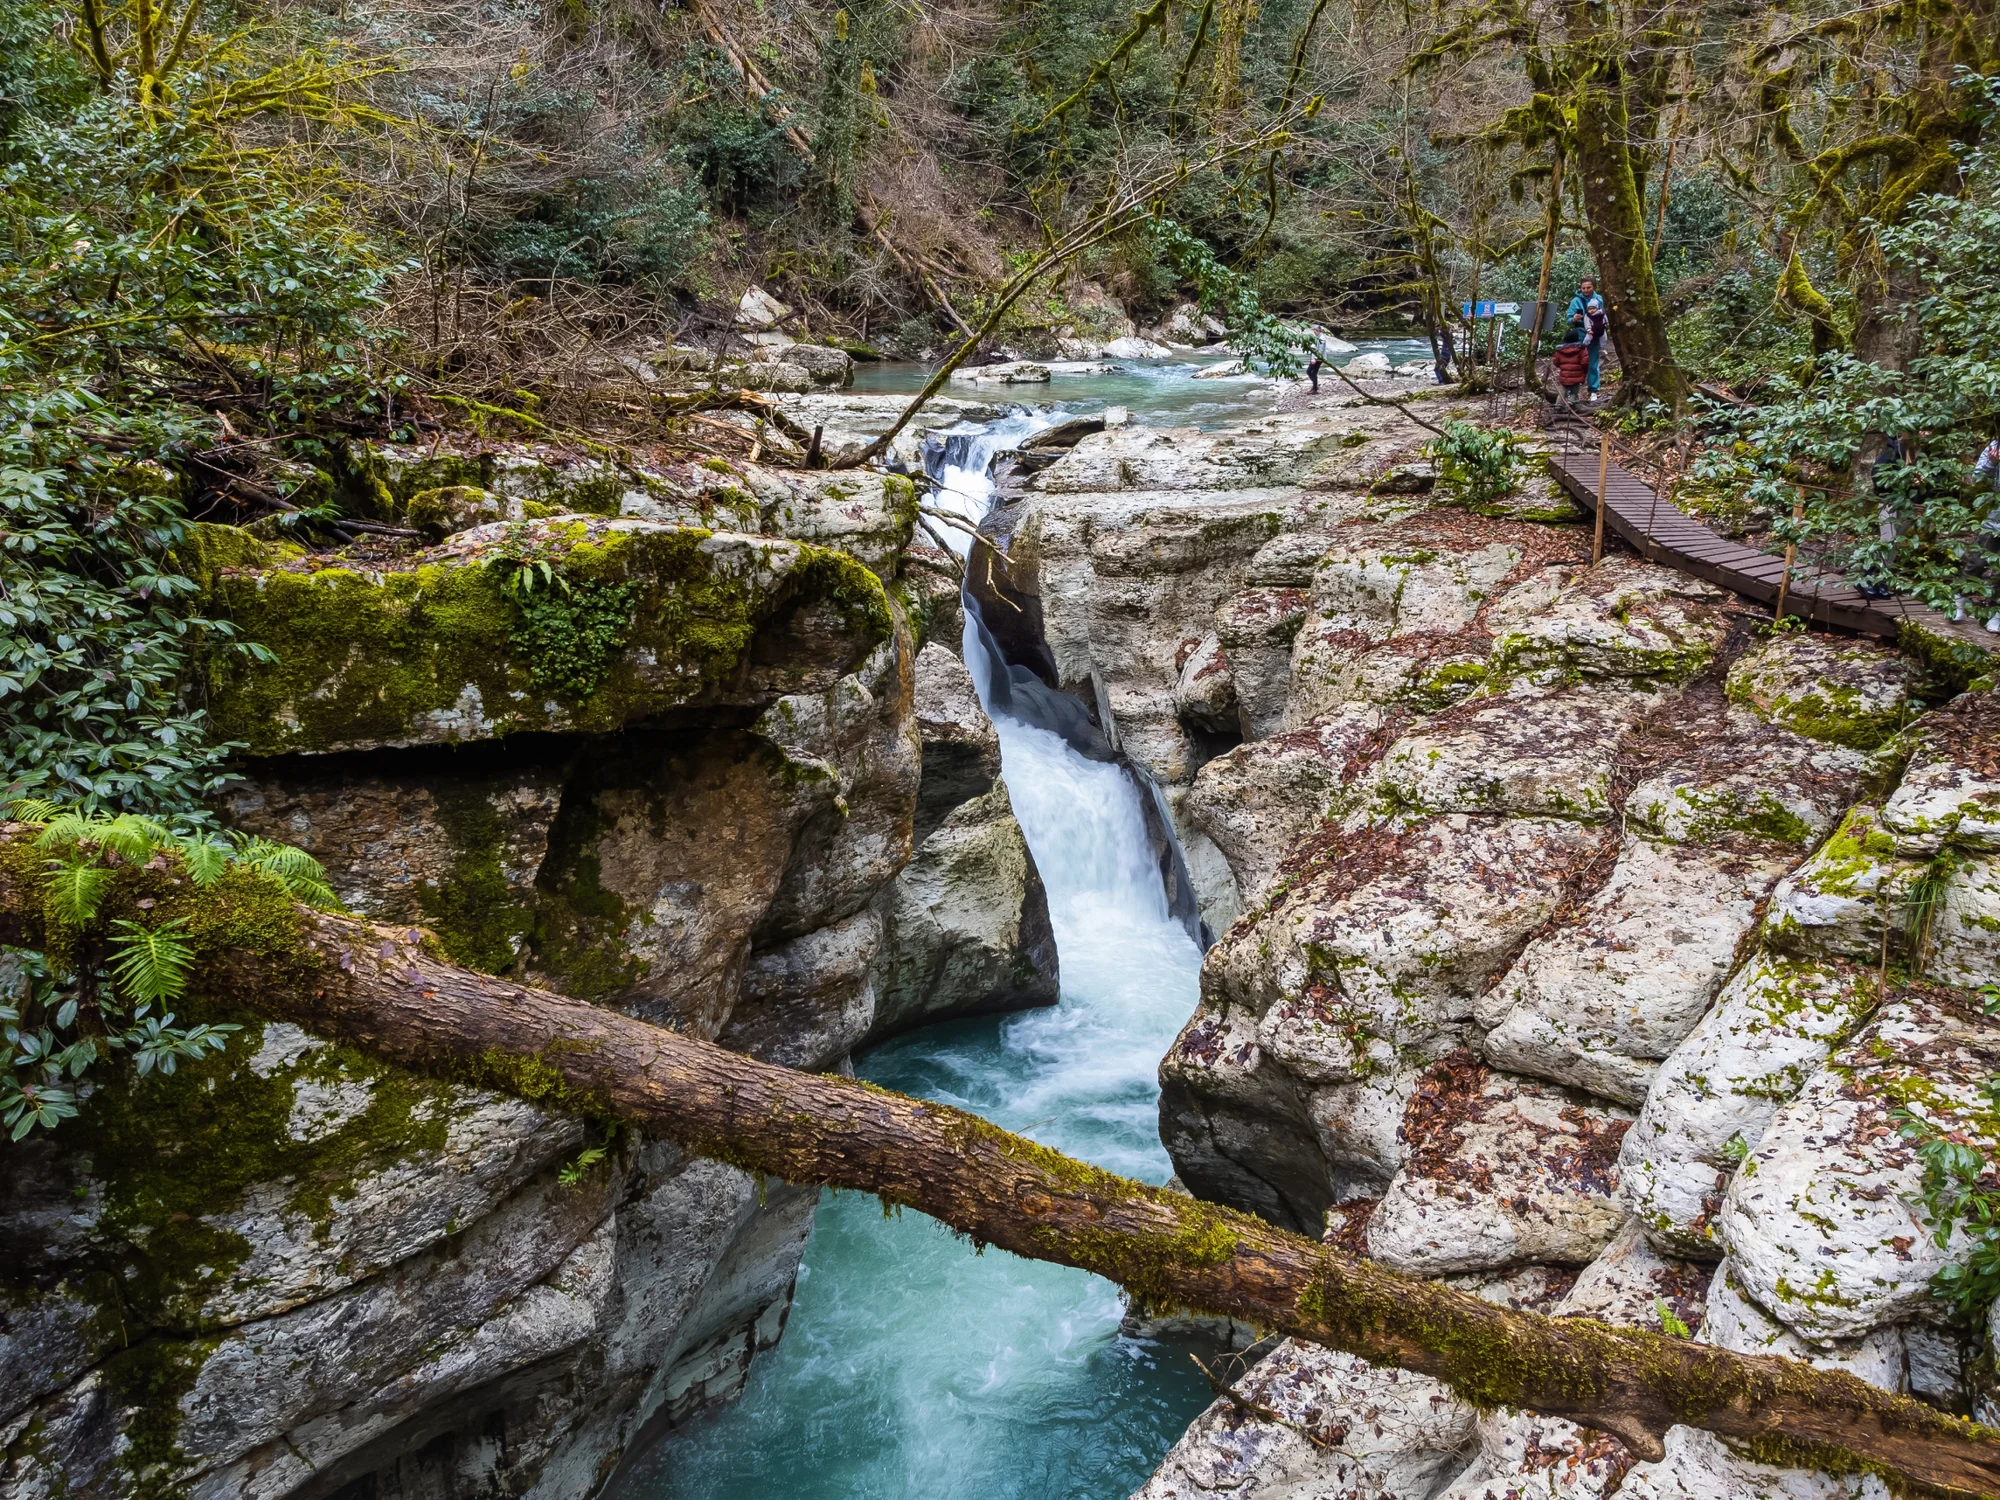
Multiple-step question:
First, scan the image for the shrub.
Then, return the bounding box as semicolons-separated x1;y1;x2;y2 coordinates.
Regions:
1431;421;1520;509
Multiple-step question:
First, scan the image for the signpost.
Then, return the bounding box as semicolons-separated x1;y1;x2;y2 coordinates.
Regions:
1461;301;1520;320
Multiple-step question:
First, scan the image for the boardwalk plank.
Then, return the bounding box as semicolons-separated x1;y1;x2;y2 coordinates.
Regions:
1539;441;1990;648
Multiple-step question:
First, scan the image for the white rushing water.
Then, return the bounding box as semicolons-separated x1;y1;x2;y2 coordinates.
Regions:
617;382;1215;1500
921;407;1062;551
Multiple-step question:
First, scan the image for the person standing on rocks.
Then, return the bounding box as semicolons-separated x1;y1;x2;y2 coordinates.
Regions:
1566;277;1608;401
1306;352;1323;393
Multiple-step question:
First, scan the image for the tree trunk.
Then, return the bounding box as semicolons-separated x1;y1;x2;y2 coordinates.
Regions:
4;846;1999;1499
1570;79;1685;408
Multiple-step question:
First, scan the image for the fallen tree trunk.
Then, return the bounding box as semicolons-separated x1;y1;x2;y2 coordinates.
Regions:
2;840;1996;1499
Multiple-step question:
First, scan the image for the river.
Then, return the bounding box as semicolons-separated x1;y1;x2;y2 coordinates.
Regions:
611;347;1423;1500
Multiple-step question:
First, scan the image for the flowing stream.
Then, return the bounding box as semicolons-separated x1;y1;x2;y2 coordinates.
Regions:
615;350;1417;1499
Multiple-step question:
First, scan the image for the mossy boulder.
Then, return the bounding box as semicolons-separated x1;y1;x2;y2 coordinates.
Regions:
1725;633;1927;751
1719;990;2000;1340
404;484;504;538
196;518;893;755
1485;560;1729;686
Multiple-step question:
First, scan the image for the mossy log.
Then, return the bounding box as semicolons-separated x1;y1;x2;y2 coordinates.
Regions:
3;841;1998;1499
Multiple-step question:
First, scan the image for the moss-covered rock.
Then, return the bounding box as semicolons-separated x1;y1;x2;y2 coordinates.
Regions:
197;518;893;755
1724;633;1927;751
1485;560;1729;686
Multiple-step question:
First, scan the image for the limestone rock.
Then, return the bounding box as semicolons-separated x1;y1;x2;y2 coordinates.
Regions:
1487;560;1730;685
1160;992;1344;1224
1174;632;1239;734
1209;815;1603;1087
780;343;854;387
223;759;566;973
1365;1058;1634;1275
722;360;813;393
1184;707;1384;903
1718;992;2000;1340
949;360;1051;384
718;909;882;1072
1699;1262;1908;1389
404;484;504;538
757;468;918;579
1479;835;1797;1106
1304;538;1522;645
1129;1339;1475;1500
1932;849;2000;989
911;641;1002;842
752;631;923;946
1619;1424;1878;1500
901;540;965;654
1625;698;1872;848
1037;420;1343;495
1368;682;1658;825
868;782;1059;1040
1618;954;1876;1258
199;520;895;756
1880;690;2000;855
1559;1218;1713;1333
1725;634;1928;751
1763;805;1913;966
1215;587;1311;738
736;285;789;327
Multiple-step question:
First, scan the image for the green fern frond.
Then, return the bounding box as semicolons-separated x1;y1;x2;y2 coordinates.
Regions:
4;798;65;824
176;835;232;887
42;859;114;926
231;836;339;908
34;812;100;853
94;814;171;862
108;918;196;1007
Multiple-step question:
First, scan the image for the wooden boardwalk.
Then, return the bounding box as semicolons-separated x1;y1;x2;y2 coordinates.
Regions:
1541;419;1991;650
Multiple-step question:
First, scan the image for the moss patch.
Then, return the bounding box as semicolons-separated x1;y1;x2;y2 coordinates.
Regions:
198;522;894;753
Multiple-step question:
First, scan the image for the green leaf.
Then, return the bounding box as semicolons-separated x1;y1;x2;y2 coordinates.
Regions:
108;917;195;1007
178;835;231;886
1654;1298;1692;1339
42;858;113;926
230;836;339;909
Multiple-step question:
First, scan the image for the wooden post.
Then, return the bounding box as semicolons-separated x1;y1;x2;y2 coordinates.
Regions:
1524;145;1565;389
1592;432;1610;564
1775;487;1804;621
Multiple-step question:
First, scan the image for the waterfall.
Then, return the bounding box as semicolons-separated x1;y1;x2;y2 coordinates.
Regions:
920;408;1060;553
620;389;1213;1500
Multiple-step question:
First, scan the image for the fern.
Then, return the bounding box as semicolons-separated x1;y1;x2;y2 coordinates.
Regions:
41;859;114;926
1654;1298;1693;1338
7;805;333;1139
108;918;196;1007
34;812;103;854
178;835;232;886
231;836;339;908
92;814;172;863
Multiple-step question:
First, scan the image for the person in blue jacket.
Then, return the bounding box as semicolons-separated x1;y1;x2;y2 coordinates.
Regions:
1566;277;1608;399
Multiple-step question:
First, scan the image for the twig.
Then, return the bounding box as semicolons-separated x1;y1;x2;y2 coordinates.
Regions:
1189;1354;1347;1452
916;517;968;571
1327;362;1449;437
